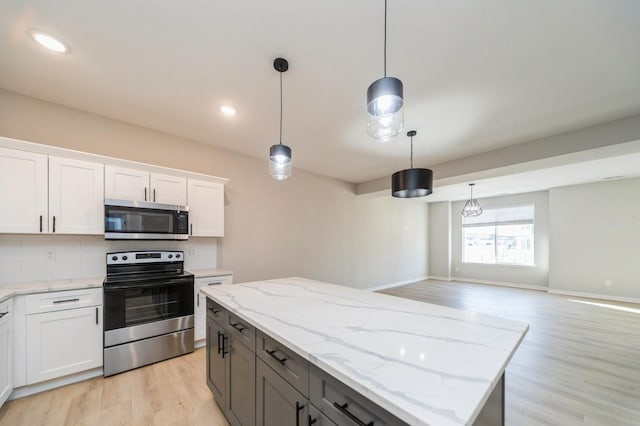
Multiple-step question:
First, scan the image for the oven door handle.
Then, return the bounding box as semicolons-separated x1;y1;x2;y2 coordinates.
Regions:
104;279;193;291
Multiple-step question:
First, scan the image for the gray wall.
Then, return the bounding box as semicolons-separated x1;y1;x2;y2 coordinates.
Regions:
428;202;451;279
450;191;550;288
549;178;640;300
0;89;428;289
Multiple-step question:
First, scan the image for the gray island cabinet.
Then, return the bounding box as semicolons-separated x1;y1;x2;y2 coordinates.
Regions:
202;278;528;426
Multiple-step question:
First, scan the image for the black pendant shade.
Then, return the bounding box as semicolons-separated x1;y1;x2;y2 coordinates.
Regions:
392;168;433;198
391;130;433;198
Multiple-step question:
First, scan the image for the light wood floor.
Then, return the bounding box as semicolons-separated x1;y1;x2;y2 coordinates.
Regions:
0;348;229;426
382;281;640;426
1;280;639;425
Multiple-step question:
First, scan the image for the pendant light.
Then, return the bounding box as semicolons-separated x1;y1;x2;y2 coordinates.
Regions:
367;0;404;142
461;183;483;217
392;131;433;198
269;57;292;180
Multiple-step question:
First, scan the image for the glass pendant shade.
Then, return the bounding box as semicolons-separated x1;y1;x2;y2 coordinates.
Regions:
392;168;433;198
269;144;292;180
461;184;483;217
367;77;404;141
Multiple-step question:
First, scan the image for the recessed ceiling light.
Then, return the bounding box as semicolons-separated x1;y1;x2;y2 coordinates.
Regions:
28;31;68;53
219;105;237;116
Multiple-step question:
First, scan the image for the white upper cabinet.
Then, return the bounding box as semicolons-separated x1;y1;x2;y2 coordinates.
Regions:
188;179;224;237
104;165;149;202
49;156;104;235
150;173;187;205
0;147;48;233
105;165;187;206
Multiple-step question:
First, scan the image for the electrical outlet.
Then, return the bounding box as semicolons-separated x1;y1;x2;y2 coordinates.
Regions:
605;280;612;287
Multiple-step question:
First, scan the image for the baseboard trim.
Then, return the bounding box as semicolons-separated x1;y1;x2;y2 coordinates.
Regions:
427;276;452;282
367;276;429;292
548;289;640;304
451;277;548;292
10;368;103;400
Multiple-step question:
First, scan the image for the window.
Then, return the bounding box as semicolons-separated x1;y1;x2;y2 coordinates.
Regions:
462;205;534;266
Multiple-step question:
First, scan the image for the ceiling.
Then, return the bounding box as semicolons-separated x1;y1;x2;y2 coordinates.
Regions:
1;1;640;184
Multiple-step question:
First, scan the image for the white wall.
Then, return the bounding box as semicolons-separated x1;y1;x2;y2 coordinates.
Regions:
449;191;550;288
0;90;428;289
549;177;640;300
428;202;451;279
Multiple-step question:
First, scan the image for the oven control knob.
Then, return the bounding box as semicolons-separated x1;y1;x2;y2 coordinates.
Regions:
111;256;118;261
122;256;128;261
176;254;181;258
168;254;173;259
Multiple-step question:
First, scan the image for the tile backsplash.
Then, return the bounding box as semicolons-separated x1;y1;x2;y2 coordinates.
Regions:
0;234;218;284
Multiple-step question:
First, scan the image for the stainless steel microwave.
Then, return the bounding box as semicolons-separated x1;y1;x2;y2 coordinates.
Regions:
104;199;189;240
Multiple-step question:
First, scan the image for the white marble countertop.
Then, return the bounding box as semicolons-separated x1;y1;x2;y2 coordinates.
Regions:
0;277;104;302
201;277;528;426
190;268;233;278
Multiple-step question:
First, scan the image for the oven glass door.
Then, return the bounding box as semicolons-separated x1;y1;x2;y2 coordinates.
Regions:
104;280;194;331
104;205;188;235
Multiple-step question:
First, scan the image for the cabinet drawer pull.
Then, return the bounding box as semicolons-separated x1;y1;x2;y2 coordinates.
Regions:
308;415;317;426
53;298;80;304
332;402;374;426
295;401;304;426
230;322;245;332
266;349;287;365
208;282;222;286
210;308;220;314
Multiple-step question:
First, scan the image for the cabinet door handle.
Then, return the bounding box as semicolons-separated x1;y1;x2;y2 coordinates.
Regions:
40;215;43;232
95;307;99;324
52;216;56;233
308;415;317;426
144;187;148;201
153;188;156;202
53;298;80;304
190;224;193;236
197;293;200;307
295;401;304;426
332;402;374;426
221;334;229;358
266;349;287;365
208;282;222;286
230;322;245;332
217;330;222;354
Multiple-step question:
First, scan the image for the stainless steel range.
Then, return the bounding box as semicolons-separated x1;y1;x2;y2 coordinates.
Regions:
103;250;194;377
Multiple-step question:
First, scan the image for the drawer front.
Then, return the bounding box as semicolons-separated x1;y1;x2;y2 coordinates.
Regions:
309;365;408;426
205;297;227;324
26;288;102;314
308;405;337;426
257;330;309;397
227;312;255;352
195;274;233;288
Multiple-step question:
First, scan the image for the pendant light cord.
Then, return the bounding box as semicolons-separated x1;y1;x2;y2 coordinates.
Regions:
383;0;387;77
410;133;414;168
279;71;283;145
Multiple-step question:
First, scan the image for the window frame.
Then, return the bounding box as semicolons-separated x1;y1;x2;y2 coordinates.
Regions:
461;203;536;267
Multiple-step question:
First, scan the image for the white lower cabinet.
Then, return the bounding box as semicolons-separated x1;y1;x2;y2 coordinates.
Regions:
25;289;103;385
194;275;232;346
0;299;13;408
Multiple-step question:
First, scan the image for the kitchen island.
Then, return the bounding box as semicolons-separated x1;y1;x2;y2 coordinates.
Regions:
201;277;528;426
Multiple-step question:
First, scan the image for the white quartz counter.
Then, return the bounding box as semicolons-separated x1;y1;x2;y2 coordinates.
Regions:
0;277;104;302
201;277;528;426
190;268;233;278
